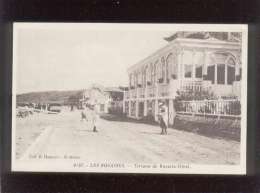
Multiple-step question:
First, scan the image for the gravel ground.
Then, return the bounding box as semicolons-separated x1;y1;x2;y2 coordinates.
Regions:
15;109;240;165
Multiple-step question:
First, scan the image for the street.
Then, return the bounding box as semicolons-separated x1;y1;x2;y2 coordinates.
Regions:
16;109;240;165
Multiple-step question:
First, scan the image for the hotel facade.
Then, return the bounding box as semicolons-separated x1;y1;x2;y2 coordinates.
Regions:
123;32;242;125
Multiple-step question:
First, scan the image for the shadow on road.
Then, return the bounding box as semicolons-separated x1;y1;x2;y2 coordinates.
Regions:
140;131;163;135
100;113;158;126
75;129;95;132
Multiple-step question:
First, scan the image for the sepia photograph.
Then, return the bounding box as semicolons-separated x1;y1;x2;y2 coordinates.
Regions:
12;23;248;174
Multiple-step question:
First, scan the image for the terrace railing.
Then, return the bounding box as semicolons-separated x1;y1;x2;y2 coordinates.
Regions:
124;91;130;99
176;99;241;118
158;83;169;97
147;86;156;98
137;87;145;98
129;89;137;98
180;80;202;92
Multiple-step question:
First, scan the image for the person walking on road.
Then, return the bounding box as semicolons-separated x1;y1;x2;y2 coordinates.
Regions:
90;104;100;132
81;105;89;122
158;103;168;135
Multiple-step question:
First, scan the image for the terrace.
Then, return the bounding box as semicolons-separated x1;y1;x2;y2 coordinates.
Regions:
124;78;241;100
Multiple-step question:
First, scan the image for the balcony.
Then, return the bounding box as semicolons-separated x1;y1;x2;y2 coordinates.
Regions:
129;89;137;98
158;83;170;97
124;79;241;100
124;91;130;99
147;86;156;98
137;87;145;98
179;79;203;92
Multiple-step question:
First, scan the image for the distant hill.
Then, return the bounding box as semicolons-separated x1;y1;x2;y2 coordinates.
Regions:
17;90;83;105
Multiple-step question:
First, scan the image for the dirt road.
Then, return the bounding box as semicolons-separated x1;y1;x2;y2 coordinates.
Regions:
16;110;240;165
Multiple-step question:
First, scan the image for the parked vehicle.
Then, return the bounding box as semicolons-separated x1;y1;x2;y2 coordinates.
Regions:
48;103;62;113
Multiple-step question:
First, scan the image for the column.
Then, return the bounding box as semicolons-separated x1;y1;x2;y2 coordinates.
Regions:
235;64;240;77
164;60;167;84
235;57;240;80
136;86;139;99
168;99;176;126
177;50;184;79
155;62;159;98
224;63;228;85
175;54;181;79
192;50;196;80
154;99;159;122
144;100;147;117
129;74;132;88
123;99;126;114
177;50;184;91
135;100;139;118
214;64;217;84
128;101;131;117
202;50;207;79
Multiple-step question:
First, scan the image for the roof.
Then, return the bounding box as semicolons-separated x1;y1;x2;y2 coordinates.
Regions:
127;32;241;73
164;32;241;42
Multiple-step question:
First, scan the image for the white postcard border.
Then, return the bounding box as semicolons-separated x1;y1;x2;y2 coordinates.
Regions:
12;23;248;175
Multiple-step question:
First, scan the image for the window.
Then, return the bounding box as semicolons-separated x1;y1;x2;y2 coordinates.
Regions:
217;64;225;84
172;62;178;79
129;74;132;87
166;63;169;81
153;63;156;84
207;65;215;84
150;64;153;85
145;66;149;84
184;64;192;78
162;63;165;81
166;54;177;79
206;54;238;85
131;101;136;116
135;73;138;86
195;65;202;78
227;66;235;85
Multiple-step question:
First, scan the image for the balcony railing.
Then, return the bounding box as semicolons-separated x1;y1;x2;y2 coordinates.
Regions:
179;79;202;91
124;80;203;100
124;91;130;99
137;87;145;98
147;86;156;98
158;83;169;97
130;89;137;98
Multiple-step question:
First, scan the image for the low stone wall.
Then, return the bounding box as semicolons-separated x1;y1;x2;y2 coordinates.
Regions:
173;114;241;141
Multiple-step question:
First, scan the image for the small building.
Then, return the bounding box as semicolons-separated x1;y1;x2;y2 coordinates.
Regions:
123;32;242;123
104;87;124;114
80;85;124;114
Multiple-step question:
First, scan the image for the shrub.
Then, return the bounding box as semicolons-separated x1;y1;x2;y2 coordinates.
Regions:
174;89;217;111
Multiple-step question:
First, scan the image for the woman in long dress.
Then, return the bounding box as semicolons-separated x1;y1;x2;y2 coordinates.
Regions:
90;104;100;132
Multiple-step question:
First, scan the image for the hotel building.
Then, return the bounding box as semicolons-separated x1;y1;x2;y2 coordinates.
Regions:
123;32;242;125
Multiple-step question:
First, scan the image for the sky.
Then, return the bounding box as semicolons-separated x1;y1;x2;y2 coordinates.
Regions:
15;24;174;94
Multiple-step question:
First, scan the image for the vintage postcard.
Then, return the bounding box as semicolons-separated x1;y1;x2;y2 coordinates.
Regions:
12;23;248;174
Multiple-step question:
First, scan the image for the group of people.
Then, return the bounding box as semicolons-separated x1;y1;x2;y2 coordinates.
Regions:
80;102;171;135
80;104;100;132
